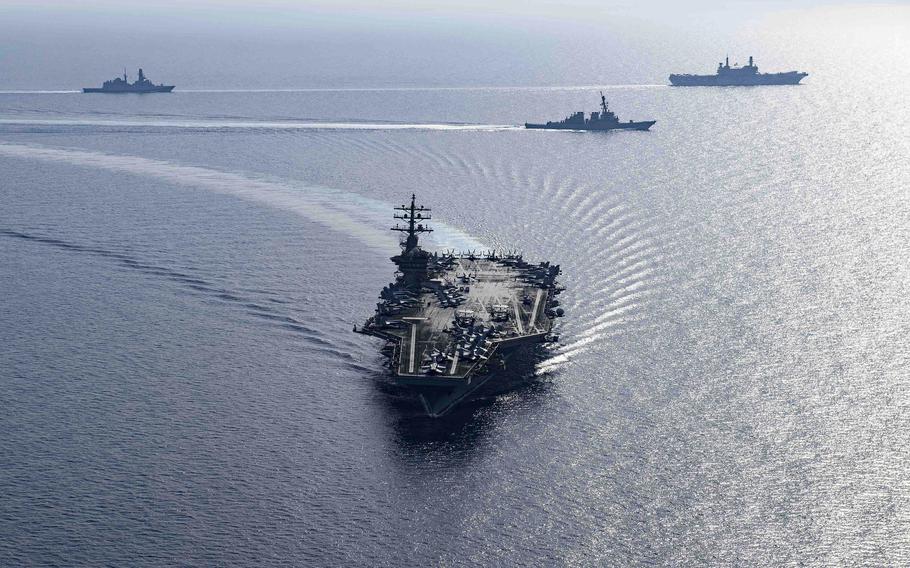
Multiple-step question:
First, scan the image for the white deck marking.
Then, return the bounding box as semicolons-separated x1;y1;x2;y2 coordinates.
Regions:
449;350;460;374
528;289;544;332
513;302;525;334
408;323;418;373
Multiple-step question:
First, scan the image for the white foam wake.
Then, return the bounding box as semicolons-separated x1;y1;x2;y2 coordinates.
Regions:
0;142;486;253
0;118;517;132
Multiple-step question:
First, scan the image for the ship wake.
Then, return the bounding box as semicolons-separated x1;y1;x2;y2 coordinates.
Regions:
0;118;518;132
0;228;367;363
0;142;486;253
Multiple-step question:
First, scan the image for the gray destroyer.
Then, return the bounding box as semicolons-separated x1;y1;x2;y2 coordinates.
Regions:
83;68;174;93
525;92;655;131
669;56;807;86
355;195;564;417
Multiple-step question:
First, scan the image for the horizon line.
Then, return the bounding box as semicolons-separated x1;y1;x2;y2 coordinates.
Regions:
0;84;668;95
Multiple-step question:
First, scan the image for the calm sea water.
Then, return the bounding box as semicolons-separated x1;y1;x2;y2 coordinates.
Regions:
2;7;910;567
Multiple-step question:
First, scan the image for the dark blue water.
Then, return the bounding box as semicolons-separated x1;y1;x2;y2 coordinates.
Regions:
3;6;910;566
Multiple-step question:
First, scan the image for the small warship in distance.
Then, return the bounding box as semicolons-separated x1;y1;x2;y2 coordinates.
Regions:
525;92;656;131
83;68;174;93
355;195;564;417
669;56;808;86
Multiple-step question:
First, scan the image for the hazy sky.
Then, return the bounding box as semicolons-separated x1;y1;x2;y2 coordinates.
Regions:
0;1;905;89
0;1;872;26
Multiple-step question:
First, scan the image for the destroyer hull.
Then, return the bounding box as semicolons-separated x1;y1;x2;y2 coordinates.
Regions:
83;86;175;93
525;120;655;131
668;72;807;86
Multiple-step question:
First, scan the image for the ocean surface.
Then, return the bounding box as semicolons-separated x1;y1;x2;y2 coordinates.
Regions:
2;10;910;567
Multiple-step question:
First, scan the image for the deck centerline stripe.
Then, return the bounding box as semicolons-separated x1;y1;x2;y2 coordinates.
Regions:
408;323;418;373
528;289;544;332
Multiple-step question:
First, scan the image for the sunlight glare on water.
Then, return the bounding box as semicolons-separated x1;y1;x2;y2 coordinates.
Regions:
1;3;909;566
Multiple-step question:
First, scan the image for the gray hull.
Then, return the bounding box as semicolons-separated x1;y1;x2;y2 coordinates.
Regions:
669;72;807;86
83;85;175;93
525;120;655;131
409;340;543;417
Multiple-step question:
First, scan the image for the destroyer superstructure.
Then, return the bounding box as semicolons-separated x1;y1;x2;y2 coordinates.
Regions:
83;68;175;93
669;56;807;86
525;92;655;131
355;195;564;417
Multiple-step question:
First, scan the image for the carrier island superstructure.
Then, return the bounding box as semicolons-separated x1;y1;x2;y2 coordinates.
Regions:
355;195;564;417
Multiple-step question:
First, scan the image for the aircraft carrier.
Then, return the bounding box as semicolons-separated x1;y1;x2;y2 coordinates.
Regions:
355;195;564;417
669;56;808;86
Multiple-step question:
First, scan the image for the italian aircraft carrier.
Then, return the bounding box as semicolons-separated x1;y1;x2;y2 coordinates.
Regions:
355;195;564;417
669;56;808;86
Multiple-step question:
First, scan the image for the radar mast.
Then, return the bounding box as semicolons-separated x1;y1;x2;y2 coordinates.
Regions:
390;194;433;289
392;194;433;252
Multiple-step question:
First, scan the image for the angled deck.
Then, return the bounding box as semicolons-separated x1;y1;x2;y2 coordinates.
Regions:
369;257;553;381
